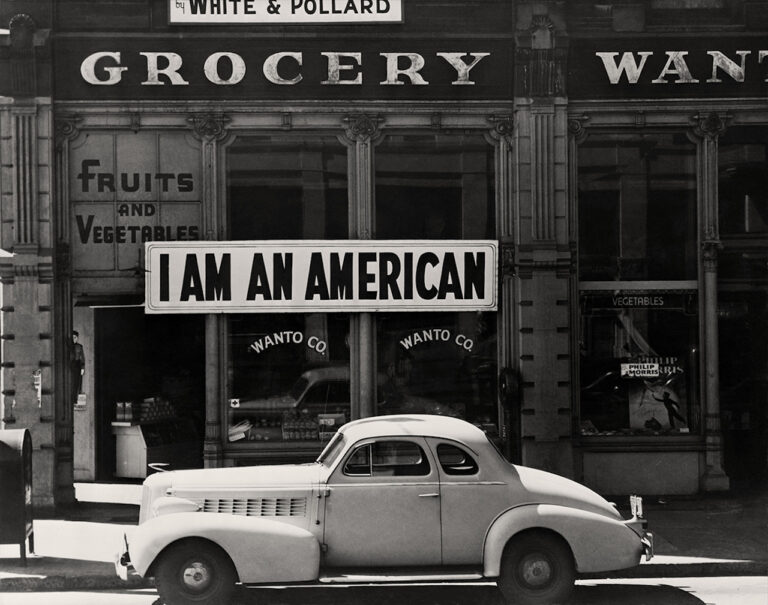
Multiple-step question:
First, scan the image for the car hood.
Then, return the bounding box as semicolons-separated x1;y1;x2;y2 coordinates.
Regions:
237;394;298;410
140;463;322;522
161;462;322;489
513;465;622;520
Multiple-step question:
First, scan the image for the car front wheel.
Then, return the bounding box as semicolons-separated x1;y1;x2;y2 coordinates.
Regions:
154;538;237;605
497;530;575;605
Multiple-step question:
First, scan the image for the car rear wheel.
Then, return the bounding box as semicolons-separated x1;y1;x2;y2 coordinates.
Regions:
154;539;237;605
497;530;575;605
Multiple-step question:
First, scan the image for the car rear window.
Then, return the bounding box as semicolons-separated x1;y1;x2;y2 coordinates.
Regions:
437;443;479;475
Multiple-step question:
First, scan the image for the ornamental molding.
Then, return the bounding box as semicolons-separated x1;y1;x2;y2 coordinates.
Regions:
187;113;231;142
690;112;728;140
567;115;590;143
500;238;515;278
488;114;514;143
54;114;82;149
342;113;384;143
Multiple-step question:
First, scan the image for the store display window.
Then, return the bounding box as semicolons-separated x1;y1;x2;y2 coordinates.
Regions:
226;135;350;444
374;133;498;434
227;313;350;443
578;293;700;436
578;132;700;437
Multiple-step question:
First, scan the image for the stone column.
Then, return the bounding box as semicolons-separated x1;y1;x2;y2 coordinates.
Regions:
513;9;574;478
690;112;730;492
0;14;58;509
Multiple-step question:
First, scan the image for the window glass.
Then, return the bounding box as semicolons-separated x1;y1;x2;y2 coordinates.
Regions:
226;314;350;444
228;135;347;240
225;135;350;446
374;133;498;435
579;294;700;436
437;443;479;475
718;126;768;280
377;311;498;432
375;133;494;240
344;444;371;475
344;441;431;477
578;133;697;281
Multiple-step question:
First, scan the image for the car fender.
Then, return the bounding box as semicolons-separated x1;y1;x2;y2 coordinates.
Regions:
128;512;320;583
483;504;643;576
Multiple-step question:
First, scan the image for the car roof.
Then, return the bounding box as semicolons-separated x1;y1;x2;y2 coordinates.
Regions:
339;414;490;448
302;366;350;382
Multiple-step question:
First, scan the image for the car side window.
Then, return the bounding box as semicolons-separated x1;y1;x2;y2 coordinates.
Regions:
343;441;431;477
437;443;479;476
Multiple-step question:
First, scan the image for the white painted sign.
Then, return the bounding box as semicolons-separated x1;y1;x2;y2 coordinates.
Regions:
169;0;403;24
620;363;660;378
145;240;498;313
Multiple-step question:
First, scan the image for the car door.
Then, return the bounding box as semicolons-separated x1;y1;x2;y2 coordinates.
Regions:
322;437;442;567
428;438;510;565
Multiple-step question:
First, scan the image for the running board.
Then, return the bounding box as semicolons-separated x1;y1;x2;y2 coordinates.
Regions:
318;570;485;584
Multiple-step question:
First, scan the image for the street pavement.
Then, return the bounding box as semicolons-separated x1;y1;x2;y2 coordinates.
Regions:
0;482;766;593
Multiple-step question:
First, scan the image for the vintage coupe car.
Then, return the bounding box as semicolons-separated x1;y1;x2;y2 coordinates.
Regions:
116;415;652;605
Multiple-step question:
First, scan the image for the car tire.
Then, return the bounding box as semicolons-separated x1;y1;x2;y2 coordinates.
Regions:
154;538;237;605
497;530;576;605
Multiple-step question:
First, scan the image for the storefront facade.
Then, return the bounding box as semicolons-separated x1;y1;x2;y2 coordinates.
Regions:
1;0;766;508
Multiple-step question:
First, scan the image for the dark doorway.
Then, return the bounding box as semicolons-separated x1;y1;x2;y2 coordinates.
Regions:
718;290;768;489
95;309;205;481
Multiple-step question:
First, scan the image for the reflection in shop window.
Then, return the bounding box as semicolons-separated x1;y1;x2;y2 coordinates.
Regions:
226;315;350;444
377;312;498;434
719;126;768;236
375;133;495;240
227;135;348;240
578;133;697;281
579;294;700;436
225;135;350;445
374;133;498;435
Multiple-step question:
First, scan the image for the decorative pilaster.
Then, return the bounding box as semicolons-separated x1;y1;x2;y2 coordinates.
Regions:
341;114;383;420
690;112;730;492
515;15;568;98
187;113;230;468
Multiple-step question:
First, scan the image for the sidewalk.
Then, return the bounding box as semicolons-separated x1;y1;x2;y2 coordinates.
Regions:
1;484;766;592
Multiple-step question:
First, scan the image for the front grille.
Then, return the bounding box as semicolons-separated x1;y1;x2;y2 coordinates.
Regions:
198;497;307;517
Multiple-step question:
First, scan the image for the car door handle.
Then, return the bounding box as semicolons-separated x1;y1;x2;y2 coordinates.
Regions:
418;493;440;498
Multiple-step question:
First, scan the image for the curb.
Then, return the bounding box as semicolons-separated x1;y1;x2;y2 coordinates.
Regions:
581;560;768;580
2;561;766;592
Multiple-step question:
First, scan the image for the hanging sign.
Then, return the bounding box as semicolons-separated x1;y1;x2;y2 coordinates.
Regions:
145;240;498;313
169;0;403;24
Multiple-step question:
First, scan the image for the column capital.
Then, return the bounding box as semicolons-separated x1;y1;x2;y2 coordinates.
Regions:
690;112;729;140
187;113;231;142
342;113;384;144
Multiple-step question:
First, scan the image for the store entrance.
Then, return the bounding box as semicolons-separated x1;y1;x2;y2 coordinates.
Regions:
718;289;768;489
95;308;205;481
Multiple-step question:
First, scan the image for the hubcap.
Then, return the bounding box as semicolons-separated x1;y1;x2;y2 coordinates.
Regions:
181;561;212;592
519;553;553;588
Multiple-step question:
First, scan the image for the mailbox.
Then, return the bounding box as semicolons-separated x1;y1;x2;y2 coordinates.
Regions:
0;429;34;564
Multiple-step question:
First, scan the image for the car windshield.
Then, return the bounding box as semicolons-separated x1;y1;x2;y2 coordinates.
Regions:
288;377;309;401
317;432;346;467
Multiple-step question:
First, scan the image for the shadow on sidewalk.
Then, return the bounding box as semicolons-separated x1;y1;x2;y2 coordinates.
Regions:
233;582;707;605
